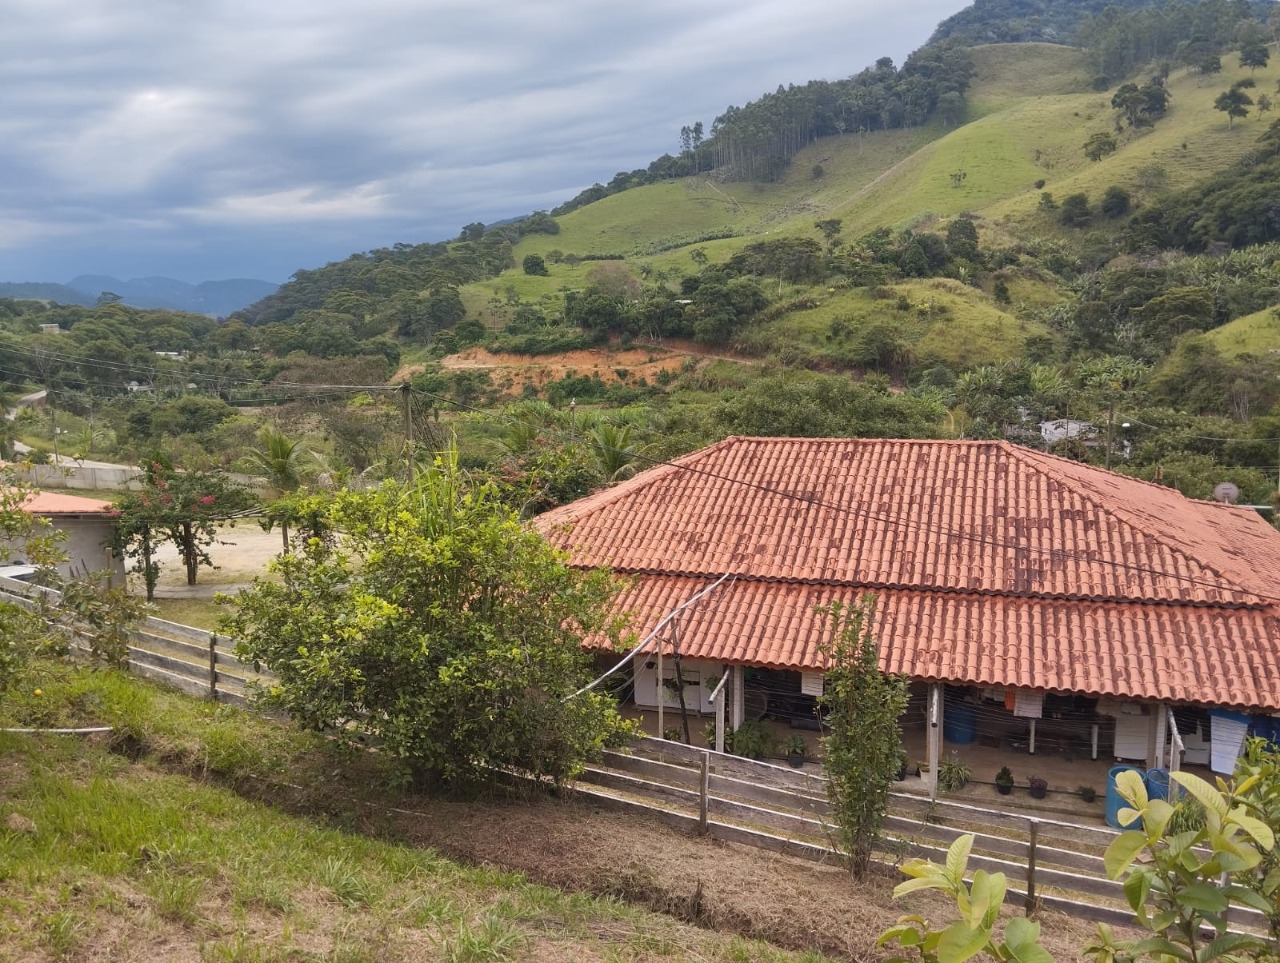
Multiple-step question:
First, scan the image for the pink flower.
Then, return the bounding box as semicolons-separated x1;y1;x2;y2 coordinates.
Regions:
198;495;215;506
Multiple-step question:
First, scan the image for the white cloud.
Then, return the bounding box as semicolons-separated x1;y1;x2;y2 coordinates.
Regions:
0;0;961;281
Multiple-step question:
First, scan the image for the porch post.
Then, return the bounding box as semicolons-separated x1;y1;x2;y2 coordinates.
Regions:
656;646;664;737
1148;702;1168;769
928;684;943;801
731;665;744;730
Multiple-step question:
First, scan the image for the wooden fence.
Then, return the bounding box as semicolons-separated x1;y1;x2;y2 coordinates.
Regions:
581;736;1271;933
0;575;262;706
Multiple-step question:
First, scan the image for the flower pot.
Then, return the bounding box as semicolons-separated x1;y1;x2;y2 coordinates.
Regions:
996;782;1013;795
787;752;805;769
896;764;909;781
1029;783;1047;799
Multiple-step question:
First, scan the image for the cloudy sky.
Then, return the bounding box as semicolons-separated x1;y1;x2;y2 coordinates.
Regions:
2;0;961;285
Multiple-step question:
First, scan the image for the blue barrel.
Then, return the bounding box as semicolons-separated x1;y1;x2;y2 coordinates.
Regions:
1106;765;1144;829
943;703;978;745
1146;767;1170;802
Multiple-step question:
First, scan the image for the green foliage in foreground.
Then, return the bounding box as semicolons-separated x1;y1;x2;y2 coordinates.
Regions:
878;739;1280;963
0;669;829;963
224;449;636;788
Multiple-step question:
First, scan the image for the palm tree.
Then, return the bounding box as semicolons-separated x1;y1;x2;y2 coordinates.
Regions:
589;422;643;483
247;428;309;495
247;429;310;551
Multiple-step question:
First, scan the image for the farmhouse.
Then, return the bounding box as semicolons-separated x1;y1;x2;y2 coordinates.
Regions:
535;437;1280;783
2;491;125;584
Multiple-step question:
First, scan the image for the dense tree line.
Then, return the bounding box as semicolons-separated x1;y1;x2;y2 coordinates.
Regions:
1076;0;1267;83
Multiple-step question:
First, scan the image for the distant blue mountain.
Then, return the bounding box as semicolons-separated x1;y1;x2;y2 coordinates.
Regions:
0;275;278;315
65;275;279;316
0;282;95;307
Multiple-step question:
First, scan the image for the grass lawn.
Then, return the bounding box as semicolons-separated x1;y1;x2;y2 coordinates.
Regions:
0;668;838;963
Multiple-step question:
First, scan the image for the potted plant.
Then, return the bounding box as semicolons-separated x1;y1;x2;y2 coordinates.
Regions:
995;766;1014;795
1077;784;1098;803
937;754;972;792
783;735;807;768
1028;776;1048;799
895;749;909;781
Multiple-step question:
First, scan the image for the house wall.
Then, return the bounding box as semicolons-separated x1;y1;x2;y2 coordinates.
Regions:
2;516;125;585
633;654;725;715
56;517;125;584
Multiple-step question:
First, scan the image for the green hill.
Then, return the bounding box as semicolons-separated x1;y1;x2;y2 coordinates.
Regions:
1207;302;1280;357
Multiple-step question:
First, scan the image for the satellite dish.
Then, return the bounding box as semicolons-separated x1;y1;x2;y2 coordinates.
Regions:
1213;481;1240;504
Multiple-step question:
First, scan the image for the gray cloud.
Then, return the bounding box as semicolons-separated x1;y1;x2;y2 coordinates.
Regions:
0;0;959;283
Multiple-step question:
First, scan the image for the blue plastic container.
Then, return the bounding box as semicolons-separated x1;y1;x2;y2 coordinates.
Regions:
1146;767;1170;802
1106;765;1144;829
943;703;978;745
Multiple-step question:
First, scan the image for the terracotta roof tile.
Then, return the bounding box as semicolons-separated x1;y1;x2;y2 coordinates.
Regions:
20;491;117;515
536;438;1280;710
608;574;1280;711
538;438;1271;606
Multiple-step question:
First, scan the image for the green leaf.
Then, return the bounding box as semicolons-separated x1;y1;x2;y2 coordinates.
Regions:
1174;882;1228;913
1116;769;1149;808
895;875;949;898
1002;916;1040;951
1222;883;1272;913
1104;831;1148;880
1170;771;1229;819
968;871;993;929
937;921;990;963
1127;936;1193;961
1122;869;1151;912
1198;932;1269;963
1229;808;1275;850
945;834;973;888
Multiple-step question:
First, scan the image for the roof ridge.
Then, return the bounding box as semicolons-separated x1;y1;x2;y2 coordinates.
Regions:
1004;441;1261;605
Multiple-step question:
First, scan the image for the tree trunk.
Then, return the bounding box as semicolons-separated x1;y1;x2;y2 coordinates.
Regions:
142;527;156;602
183;520;197;585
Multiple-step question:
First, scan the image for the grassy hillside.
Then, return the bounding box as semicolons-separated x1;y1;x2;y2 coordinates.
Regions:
1207;302;1280;357
0;668;842;963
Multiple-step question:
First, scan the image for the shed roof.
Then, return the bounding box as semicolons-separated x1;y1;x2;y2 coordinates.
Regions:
21;491;117;516
535;437;1280;710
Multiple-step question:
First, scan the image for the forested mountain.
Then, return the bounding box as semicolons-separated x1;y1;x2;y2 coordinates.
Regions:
2;0;1280;515
929;0;1258;45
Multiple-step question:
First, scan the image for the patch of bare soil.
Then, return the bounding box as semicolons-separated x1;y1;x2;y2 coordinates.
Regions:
437;345;689;391
321;788;1106;962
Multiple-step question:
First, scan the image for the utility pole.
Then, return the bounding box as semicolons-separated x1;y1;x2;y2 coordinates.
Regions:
400;382;414;483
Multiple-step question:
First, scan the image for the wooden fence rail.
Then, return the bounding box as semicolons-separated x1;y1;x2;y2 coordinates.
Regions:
585;736;1271;934
0;575;263;706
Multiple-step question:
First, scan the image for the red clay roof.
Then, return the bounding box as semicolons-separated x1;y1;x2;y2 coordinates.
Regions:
535;438;1280;710
21;491;117;516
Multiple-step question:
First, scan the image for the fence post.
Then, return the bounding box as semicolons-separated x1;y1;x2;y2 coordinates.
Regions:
208;634;218;701
699;750;710;833
1025;818;1039;915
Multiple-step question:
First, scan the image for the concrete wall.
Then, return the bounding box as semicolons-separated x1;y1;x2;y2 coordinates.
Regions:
56;517;125;585
0;516;125;585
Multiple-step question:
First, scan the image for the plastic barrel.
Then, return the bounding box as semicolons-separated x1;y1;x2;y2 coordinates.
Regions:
943;703;978;745
1106;765;1144;829
1146;767;1170;802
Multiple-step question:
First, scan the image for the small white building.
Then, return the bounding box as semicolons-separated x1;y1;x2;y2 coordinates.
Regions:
5;491;125;585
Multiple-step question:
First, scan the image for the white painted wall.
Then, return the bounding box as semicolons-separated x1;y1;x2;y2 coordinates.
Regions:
632;654;724;715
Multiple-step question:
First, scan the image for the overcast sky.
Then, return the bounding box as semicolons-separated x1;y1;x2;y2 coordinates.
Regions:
1;0;961;285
